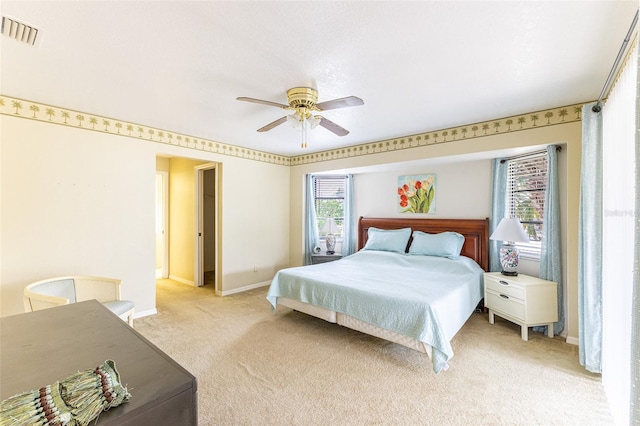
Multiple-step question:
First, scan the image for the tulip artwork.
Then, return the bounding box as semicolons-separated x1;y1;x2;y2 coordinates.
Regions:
397;174;436;214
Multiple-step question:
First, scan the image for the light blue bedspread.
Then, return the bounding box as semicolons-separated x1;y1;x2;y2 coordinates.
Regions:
266;250;484;373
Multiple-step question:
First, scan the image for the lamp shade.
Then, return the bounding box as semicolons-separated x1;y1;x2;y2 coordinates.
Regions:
490;218;529;243
321;218;339;235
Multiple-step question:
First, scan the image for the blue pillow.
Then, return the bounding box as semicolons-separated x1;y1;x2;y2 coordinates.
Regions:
407;231;465;259
362;227;412;253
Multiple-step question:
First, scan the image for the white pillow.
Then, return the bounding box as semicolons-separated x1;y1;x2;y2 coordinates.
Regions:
407;231;465;259
362;227;412;253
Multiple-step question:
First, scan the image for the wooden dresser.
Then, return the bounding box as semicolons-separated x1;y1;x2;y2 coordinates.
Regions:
0;300;197;425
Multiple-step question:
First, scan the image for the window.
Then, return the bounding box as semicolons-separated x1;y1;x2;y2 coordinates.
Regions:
506;151;548;258
313;176;346;239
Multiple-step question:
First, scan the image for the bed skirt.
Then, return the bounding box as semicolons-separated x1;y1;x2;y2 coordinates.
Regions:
278;297;433;359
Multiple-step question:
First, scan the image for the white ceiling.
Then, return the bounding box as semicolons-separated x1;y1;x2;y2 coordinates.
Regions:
1;1;637;157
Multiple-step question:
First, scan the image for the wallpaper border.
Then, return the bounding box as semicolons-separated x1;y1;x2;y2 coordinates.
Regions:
290;103;584;165
0;94;584;166
0;95;291;166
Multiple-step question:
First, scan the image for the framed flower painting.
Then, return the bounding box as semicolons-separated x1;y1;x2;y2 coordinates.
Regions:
397;174;436;214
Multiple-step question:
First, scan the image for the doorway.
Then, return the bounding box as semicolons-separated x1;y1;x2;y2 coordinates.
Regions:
195;163;221;292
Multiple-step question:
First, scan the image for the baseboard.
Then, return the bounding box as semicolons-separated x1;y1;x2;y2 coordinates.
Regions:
168;275;195;286
133;308;157;319
565;335;579;346
220;280;271;296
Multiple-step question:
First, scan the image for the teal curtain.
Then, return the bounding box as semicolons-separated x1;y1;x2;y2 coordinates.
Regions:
342;174;356;256
535;145;564;336
578;102;603;373
490;158;508;272
304;175;319;265
631;39;640;425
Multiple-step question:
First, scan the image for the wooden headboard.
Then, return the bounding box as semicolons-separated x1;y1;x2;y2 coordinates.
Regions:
357;217;490;271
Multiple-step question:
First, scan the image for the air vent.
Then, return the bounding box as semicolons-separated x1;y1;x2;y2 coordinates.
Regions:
2;16;38;45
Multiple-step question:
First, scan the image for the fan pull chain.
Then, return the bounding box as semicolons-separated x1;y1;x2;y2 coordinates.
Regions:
301;114;307;148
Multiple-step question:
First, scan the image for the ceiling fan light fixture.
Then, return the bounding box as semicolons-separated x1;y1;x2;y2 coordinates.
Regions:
237;86;363;147
308;115;321;129
287;113;302;129
287;110;318;148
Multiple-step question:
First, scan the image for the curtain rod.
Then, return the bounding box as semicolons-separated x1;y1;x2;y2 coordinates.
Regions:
592;10;639;113
499;146;561;164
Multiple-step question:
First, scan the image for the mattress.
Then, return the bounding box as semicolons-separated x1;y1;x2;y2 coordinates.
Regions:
267;250;484;372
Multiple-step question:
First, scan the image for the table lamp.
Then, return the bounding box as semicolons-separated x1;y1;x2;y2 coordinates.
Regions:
490;218;529;276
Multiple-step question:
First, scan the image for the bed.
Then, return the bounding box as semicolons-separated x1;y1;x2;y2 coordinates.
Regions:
266;217;489;373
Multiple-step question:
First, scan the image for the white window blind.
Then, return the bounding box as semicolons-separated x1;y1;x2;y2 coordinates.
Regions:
313;176;346;237
314;177;345;200
506;151;548;258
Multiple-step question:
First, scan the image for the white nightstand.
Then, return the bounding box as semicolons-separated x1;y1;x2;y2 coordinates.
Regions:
484;272;558;341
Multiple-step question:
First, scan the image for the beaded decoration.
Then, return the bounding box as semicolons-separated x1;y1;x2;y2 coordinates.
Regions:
0;360;131;426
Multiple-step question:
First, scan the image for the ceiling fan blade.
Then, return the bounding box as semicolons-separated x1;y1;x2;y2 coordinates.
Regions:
257;116;287;132
316;96;364;111
236;97;289;109
319;117;349;137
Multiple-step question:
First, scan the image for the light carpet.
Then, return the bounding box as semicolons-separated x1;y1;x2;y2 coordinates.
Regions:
134;279;613;425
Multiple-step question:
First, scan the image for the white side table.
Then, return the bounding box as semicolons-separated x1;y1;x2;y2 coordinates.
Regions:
484;272;558;341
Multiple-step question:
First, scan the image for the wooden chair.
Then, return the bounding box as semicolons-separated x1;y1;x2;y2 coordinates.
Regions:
23;275;135;327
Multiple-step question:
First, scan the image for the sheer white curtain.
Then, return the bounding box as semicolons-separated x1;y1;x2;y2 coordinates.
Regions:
600;41;637;426
632;34;640;425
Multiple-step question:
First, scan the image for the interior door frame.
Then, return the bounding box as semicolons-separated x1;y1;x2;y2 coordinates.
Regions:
194;163;221;293
156;171;169;279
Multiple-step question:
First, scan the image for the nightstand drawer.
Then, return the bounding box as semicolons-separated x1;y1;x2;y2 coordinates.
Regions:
311;253;342;264
485;276;524;299
486;289;525;321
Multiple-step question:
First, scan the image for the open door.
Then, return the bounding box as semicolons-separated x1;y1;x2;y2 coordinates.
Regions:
155;171;169;279
194;163;221;292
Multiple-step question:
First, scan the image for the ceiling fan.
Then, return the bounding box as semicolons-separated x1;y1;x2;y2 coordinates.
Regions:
237;87;364;147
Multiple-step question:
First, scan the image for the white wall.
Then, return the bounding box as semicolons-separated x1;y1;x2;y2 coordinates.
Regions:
218;156;291;289
355;159;491;219
0;115;291;316
1;118;156;316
